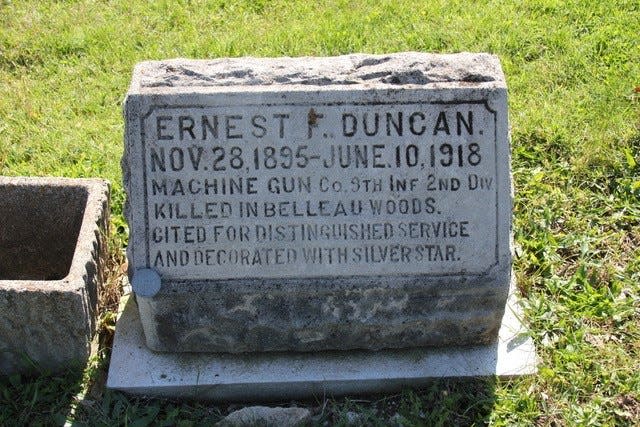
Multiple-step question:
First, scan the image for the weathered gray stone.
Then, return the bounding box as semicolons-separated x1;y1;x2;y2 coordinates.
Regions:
216;406;311;427
344;411;364;425
0;177;110;375
122;52;512;352
106;279;538;400
135;53;502;87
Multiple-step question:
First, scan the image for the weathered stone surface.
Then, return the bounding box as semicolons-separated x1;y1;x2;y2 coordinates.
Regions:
122;52;512;352
0;177;110;375
216;406;311;427
135;53;501;87
106;280;538;400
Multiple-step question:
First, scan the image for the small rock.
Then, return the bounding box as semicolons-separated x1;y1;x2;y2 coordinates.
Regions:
216;406;311;427
389;412;408;426
345;411;363;425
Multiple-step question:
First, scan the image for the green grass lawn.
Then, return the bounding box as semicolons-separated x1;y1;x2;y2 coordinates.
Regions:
1;0;639;425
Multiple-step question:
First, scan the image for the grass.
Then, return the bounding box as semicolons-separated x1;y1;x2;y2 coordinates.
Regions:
0;0;639;425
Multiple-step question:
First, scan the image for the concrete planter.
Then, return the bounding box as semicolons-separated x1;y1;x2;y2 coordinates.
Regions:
0;177;110;375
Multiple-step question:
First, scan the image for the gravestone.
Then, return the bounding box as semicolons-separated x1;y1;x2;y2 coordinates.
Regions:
109;53;536;399
122;53;511;353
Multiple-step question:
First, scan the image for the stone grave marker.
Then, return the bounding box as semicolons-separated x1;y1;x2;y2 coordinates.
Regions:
109;53;536;398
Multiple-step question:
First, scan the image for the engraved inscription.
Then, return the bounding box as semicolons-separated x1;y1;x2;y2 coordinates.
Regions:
142;102;498;280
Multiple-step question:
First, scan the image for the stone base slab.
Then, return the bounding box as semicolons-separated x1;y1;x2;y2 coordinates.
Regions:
107;284;537;401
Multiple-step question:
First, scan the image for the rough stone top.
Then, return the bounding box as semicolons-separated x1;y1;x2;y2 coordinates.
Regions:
129;52;505;93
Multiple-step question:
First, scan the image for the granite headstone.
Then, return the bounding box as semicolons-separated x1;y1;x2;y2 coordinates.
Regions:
122;52;512;353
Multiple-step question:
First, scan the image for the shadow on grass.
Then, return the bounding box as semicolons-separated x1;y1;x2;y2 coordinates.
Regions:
0;365;85;426
319;377;498;426
65;377;496;426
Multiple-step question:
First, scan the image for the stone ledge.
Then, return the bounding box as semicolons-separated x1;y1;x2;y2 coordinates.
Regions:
107;279;537;401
